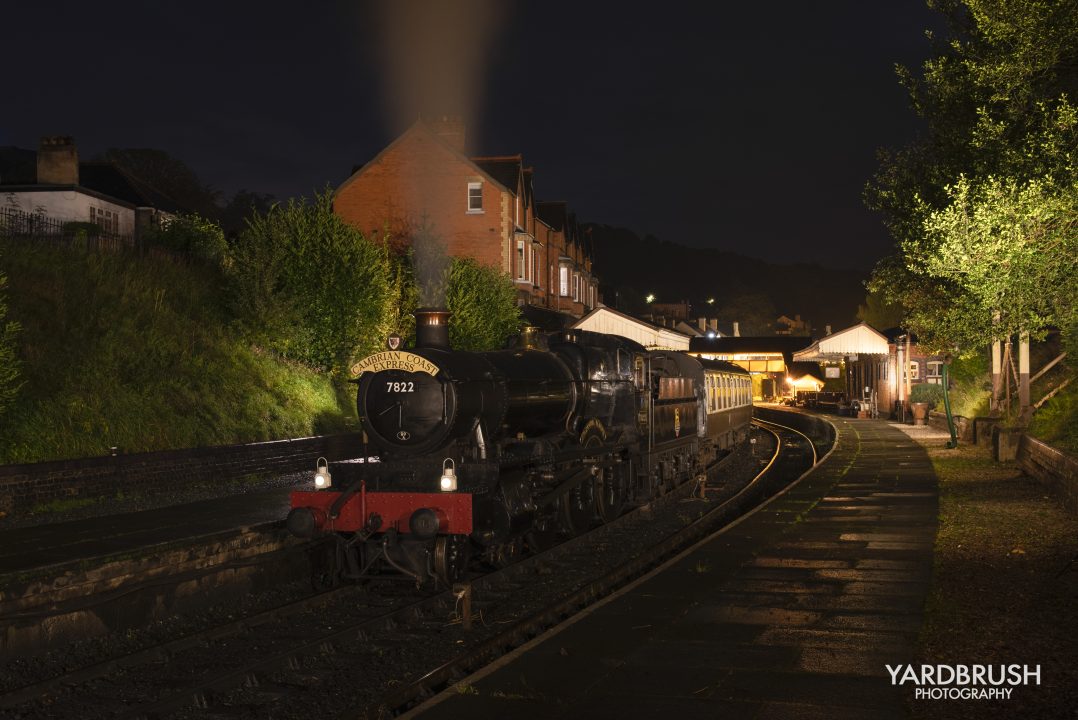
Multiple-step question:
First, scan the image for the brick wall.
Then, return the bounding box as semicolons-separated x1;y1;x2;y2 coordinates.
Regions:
0;433;363;517
1018;435;1078;514
334;124;508;272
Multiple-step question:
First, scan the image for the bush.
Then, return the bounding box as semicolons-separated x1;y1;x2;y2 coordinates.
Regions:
145;213;228;264
911;382;945;407
227;191;395;374
445;257;522;351
0;265;20;416
61;221;103;238
946;352;991;417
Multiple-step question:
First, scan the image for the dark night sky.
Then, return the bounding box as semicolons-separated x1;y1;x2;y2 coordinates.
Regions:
3;1;943;272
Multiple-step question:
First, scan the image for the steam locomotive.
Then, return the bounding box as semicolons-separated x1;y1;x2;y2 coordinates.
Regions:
287;308;752;586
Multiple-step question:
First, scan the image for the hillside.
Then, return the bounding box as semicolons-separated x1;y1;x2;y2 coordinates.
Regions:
588;224;867;332
0;238;357;464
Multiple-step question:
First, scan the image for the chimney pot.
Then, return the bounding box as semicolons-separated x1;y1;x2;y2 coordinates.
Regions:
414;307;452;349
733;321;740;337
698;317;706;332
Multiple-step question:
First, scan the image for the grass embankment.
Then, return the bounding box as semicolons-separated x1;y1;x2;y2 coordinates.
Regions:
915;442;1078;719
1029;383;1078;455
0;238;356;464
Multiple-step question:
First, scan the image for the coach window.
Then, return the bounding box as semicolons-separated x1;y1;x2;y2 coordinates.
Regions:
467;182;483;213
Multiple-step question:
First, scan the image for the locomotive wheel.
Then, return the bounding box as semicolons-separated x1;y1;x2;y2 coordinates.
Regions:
485;537;524;568
559;474;596;536
525;514;559;553
433;536;470;587
582;432;626;524
310;540;343;591
595;461;629;524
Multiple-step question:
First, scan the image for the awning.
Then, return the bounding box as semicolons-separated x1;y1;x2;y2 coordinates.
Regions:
793;322;889;361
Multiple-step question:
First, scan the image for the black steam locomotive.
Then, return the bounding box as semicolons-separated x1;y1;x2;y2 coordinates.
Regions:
287;308;752;586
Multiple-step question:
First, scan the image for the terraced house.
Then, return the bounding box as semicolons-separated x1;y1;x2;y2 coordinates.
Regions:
333;118;598;317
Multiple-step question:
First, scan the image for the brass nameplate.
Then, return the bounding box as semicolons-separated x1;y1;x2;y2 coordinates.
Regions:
350;351;440;378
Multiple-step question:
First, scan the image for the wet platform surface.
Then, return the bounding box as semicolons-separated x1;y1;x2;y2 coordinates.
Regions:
415;415;939;719
0;487;293;576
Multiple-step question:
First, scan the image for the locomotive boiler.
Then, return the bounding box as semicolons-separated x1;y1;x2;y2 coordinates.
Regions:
287;308;752;586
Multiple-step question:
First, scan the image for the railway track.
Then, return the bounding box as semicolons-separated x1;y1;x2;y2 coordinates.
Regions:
0;421;820;719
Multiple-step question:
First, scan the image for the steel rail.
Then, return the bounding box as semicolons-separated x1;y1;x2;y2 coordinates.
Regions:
370;427;798;717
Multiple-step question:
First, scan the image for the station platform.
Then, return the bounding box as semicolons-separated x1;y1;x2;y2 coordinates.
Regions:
0;486;295;577
413;415;939;719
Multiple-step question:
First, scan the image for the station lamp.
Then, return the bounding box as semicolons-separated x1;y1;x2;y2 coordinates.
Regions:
313;457;332;489
645;293;655;304
440;458;458;492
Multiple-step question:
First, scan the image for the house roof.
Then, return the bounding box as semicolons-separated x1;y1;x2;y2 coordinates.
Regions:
535;201;568;231
79;163;183;212
0;147;182;212
336;120;515;199
521;304;577;331
473;155;522;196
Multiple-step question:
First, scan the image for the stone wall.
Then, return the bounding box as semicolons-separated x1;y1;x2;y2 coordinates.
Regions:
0;433;363;517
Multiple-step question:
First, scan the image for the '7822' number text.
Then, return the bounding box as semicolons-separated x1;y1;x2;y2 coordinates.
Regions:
386;381;415;393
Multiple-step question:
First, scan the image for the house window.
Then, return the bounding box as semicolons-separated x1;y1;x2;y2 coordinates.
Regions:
905;361;920;381
572;273;580;302
90;206;118;233
927;361;943;384
516;239;526;280
467;182;483;212
559;266;569;296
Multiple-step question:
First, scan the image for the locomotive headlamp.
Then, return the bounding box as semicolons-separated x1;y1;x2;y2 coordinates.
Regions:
313;457;332;489
439;458;458;492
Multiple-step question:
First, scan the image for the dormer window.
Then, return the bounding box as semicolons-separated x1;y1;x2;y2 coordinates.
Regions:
467;182;483;213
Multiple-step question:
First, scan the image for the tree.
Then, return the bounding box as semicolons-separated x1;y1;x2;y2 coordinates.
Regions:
909;176;1078;349
101;148;222;218
227;191;395;374
443;257;521;351
866;0;1078;351
218;190;277;239
716;293;776;336
856;287;905;330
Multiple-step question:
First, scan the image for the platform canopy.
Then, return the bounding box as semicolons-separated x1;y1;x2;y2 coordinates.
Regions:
572;306;691;350
792;322;889;361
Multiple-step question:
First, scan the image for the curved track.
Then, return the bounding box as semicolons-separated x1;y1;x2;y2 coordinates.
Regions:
0;430;817;719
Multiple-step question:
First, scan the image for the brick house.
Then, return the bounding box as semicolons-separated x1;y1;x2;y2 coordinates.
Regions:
333;119;597;316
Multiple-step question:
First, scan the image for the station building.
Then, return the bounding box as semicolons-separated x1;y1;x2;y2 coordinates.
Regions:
333;118;598;317
793;322;948;418
688;335;815;401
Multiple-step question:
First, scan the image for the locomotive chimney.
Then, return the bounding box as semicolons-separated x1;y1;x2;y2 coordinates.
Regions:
414;307;451;349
